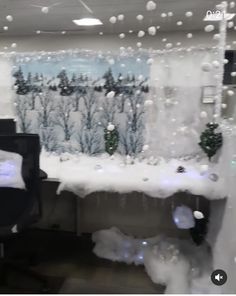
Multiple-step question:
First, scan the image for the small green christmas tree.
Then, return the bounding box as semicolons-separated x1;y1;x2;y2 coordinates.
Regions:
104;124;119;155
199;122;223;160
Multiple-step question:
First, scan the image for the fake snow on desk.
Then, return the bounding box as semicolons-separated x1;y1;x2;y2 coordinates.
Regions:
92;227;219;294
40;151;226;199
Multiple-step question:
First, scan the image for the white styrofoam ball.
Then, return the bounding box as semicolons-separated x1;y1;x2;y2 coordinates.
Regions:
177;21;183;26
176;42;181;46
11;43;17;48
212;60;220;68
137;42;142;48
109;16;117;24
200;164;209;174
147;58;154;65
224;58;229;64
221;103;227;109
138;30;145;38
228;90;235;96
162;38;167;42
138;74;144;81
201;62;212;72
107;123;115;131
3;26;8;31
36;30;41;34
173;206;195;229
193;211;205;220
185;11;193;17
233;40;236;45
230;1;236;8
119;33;125;39
146;0;157;11
226;45;232;50
204;24;215;32
231;72;236;77
41;6;49;14
148;26;156;36
144;99;153;106
165;43;173;49
106;91;116;98
187;33;193;38
223;85;228;90
200;111;208;118
161;13;167;18
117;14;124;21
108;58;115;65
167;11;173;17
6;15;13;22
228;21;234;29
213;33;220;40
136;14;144;21
156;25;160;29
142;144;149;151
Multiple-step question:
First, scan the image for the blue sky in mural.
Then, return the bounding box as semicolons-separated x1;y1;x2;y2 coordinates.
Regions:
17;55;150;79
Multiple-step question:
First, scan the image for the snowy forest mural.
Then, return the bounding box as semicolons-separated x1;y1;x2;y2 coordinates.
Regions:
12;54;150;155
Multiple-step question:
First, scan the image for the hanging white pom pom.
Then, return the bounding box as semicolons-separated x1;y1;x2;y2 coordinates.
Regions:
173;206;195;229
107;91;116;99
200;111;208;118
228;21;234;29
176;42;181;46
231;72;236;77
11;43;17;48
107;123;115;131
212;60;220;68
193;211;205;220
41;6;49;14
138;30;145;38
136;42;142;48
177;21;183;26
187;33;193;38
161;13;167;18
185;11;193;17
136;14;144;21
213;33;220;40
162;38;167;42
221;103;227;109
108;58;115;65
36;30;41;34
201;62;212;72
117;14;124;21
227;90;235;96
6;15;13;22
204;24;215;32
148;26;156;36
109;16;117;24
144;99;153;106
142;145;149;151
146;0;157;11
165;43;173;49
119;33;125;39
230;1;235;8
167;11;173;17
226;45;232;50
3;26;8;31
147;58;154;65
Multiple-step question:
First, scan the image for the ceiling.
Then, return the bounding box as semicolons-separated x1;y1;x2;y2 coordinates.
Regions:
0;0;234;36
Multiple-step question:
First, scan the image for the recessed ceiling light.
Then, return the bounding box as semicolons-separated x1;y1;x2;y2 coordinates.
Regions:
73;18;103;26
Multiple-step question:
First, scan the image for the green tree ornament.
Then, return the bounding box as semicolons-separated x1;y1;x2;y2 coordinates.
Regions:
104;124;119;155
199;122;223;160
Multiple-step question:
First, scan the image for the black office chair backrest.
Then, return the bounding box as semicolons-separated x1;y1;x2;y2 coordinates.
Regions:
0;134;41;229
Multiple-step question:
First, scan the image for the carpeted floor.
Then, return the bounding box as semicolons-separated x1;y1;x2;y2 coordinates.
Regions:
0;229;165;294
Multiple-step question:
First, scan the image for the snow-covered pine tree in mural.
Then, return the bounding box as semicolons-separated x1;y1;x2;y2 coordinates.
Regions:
12;53;150;156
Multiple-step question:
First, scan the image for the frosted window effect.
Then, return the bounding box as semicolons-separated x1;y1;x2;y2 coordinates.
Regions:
146;50;216;159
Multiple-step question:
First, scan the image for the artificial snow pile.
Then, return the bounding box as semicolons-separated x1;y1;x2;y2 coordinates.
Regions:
40;150;226;200
92;227;220;294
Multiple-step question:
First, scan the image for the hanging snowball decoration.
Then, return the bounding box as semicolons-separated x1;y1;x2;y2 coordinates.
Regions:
165;43;173;49
146;1;157;11
144;99;153;106
36;30;41;34
185;11;193;17
161;13;167;18
148;26;156;35
147;58;154;65
187;33;193;38
177;21;183;26
228;21;234;29
138;30;145;38
173;206;195;229
167;11;173;17
213;33;220;40
3;26;8;31
136;42;142;48
136;14;144;21
231;72;236;77
11;43;17;48
142;144;149;151
176;42;181;46
212;60;220;68
117;14;124;21
119;33;125;39
221;103;227;109
107;123;115;131
230;1;235;8
200;111;208;118
201;62;212;72
109;16;117;24
227;90;235;96
41;6;49;14
204;25;215;32
193;211;205;220
136;57;141;62
107;91;116;99
6;15;13;22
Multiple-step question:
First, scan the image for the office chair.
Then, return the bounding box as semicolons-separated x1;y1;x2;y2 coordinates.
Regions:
0;134;49;292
